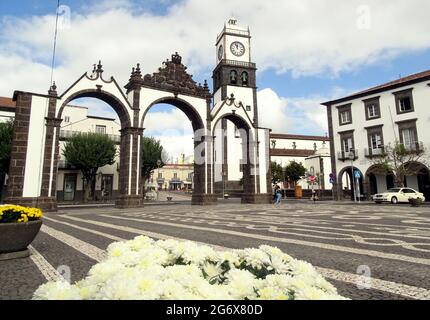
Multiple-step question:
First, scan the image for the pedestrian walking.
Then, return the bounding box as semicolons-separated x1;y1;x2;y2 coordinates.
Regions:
274;186;282;205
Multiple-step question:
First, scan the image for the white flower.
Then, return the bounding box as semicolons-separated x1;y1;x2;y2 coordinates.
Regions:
33;281;81;300
32;237;347;301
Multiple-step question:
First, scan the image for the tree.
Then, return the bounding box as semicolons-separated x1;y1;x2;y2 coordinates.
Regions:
0;120;14;175
0;120;14;200
370;141;428;187
141;137;165;191
285;161;307;186
63;133;117;202
271;162;284;184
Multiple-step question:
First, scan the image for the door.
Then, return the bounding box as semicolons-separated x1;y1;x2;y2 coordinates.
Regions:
63;174;77;201
101;175;114;199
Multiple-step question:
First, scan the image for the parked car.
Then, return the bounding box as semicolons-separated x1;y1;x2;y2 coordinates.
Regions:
373;188;425;204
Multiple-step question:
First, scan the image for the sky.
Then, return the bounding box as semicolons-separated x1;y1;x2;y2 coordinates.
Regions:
1;0;430;159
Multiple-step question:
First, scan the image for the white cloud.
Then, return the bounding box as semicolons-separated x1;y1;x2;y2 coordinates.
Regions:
1;0;429;157
1;0;430;97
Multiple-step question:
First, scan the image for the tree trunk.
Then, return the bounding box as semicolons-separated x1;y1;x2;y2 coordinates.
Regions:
0;173;4;203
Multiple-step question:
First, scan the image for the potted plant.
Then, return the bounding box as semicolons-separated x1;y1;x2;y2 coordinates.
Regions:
409;197;423;207
0;205;43;258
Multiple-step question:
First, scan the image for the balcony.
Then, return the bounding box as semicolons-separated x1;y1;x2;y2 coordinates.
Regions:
365;147;386;158
59;130;121;144
402;141;425;153
218;59;256;69
57;160;76;169
338;150;358;161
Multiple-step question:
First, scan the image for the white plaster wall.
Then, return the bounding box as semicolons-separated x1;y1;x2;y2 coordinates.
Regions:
23;96;49;197
57;74;133;122
376;175;387;194
332;80;430;191
258;128;269;194
226;120;242;181
0;110;14;123
271;138;325;150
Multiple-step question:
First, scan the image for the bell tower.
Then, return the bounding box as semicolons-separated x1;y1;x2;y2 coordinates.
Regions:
213;17;258;125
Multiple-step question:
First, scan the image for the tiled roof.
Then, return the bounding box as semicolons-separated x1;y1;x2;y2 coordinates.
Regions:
322;69;430;105
270;148;316;157
270;133;330;141
0;97;16;108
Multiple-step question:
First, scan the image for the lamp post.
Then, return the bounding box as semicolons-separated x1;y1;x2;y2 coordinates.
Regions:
349;151;357;203
156;159;162;201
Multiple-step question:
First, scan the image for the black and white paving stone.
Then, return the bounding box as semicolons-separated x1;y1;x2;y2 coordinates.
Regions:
1;201;430;300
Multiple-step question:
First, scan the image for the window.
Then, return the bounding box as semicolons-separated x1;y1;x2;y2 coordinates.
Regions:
64;116;70;123
400;128;415;148
339;130;355;156
397;119;418;151
241;72;249;86
96;125;106;134
340;111;351;124
394;89;414;114
337;104;352;126
363;97;381;120
229;70;238;85
173;173;178;179
366;125;384;156
342;137;353;153
158;172;163;179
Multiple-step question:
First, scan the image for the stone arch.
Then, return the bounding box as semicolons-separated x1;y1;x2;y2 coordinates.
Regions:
404;161;430;200
337;166;364;201
140;96;205;131
58;89;132;129
211;113;261;203
139;95;215;204
364;164;394;196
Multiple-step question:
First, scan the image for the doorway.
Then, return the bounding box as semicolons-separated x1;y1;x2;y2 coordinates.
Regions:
63;174;77;201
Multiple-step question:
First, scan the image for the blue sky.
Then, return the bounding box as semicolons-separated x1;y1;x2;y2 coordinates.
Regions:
1;0;430;157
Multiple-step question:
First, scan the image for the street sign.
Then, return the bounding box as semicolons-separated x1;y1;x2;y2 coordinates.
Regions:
354;170;361;179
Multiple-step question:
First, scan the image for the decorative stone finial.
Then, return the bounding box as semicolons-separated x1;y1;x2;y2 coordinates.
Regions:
171;52;182;65
48;81;57;95
96;60;104;74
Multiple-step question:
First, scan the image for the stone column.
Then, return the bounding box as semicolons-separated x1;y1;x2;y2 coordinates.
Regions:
191;134;217;205
115;127;144;208
39;86;61;211
6;93;33;201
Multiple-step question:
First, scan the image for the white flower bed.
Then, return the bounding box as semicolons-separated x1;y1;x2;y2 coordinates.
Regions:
33;236;347;300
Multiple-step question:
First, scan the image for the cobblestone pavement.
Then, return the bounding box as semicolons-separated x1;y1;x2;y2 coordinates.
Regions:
1;201;430;300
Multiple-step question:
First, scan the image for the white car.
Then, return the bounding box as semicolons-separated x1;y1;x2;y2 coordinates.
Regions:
373;188;425;204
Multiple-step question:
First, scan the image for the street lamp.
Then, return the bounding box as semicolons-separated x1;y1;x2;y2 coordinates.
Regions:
348;150;357;203
156;159;162;201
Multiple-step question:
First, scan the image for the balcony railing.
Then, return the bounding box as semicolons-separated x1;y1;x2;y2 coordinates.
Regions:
219;59;256;69
57;160;76;169
338;150;358;161
59;130;121;143
365;147;385;158
402;141;424;153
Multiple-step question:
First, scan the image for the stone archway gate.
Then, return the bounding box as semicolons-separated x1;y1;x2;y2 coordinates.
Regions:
6;53;272;211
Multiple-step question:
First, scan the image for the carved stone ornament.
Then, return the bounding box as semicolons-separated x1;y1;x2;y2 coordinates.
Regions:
141;52;211;99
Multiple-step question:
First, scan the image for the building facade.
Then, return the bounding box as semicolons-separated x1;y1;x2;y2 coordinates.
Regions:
269;134;332;190
323;70;430;201
0;97;15;123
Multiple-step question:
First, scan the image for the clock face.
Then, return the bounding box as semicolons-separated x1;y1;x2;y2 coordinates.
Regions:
230;41;245;57
218;45;224;61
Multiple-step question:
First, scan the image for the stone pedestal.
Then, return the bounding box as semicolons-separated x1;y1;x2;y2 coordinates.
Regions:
191;194;218;205
5;197;57;212
115;195;144;209
241;193;273;204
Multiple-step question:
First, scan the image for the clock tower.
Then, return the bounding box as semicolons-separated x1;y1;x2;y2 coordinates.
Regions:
213;17;258;125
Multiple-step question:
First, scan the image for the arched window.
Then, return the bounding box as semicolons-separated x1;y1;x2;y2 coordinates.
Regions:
241;71;249;86
230;70;238;84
